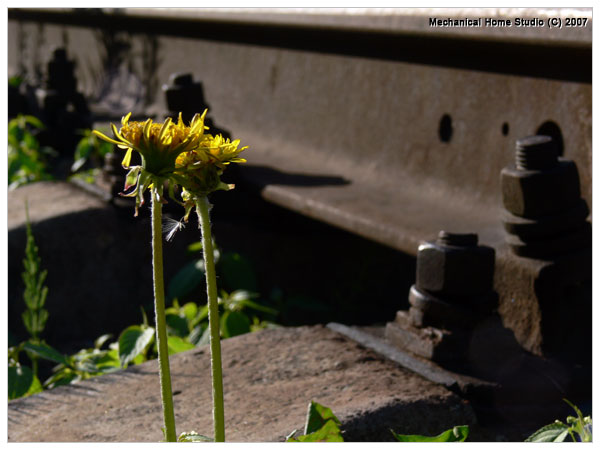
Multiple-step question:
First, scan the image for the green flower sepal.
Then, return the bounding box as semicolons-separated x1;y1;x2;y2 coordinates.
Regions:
120;166;167;216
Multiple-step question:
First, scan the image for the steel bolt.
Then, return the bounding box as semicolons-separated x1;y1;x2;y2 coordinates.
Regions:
501;135;581;218
162;72;207;123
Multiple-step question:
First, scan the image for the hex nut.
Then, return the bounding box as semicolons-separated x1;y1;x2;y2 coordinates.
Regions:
501;159;581;218
415;235;495;298
502;198;589;241
506;221;591;259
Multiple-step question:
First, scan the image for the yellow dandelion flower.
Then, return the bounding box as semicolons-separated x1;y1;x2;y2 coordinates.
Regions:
92;111;209;215
176;134;247;170
174;134;248;198
93;110;208;176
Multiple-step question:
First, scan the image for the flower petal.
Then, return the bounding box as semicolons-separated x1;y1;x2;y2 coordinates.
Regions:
92;130;122;146
122;148;133;168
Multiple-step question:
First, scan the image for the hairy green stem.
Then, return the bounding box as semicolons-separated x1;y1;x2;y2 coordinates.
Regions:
151;187;177;442
196;196;225;442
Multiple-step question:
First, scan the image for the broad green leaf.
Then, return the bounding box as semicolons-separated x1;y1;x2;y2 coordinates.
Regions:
392;425;469;442
167;260;205;301
219;252;258;291
525;422;570;443
288;420;343;442
220;310;251;338
166;313;189;338
8;365;42;400
182;302;198;321
23;341;69;366
178;431;213;442
167;335;195;355
118;326;155;367
305;401;341;435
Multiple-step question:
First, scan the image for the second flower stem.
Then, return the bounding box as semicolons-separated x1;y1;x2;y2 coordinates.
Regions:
196;196;225;443
151;187;177;442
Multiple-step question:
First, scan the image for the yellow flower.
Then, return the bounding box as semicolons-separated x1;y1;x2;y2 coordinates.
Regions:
92;111;209;216
174;134;248;198
93;110;208;176
176;134;247;171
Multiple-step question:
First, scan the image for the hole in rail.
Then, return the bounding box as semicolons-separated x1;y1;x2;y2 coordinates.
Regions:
536;120;564;156
438;114;453;143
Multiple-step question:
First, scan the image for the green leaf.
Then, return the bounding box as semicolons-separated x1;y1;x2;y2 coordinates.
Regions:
525;422;570;442
218;252;258;291
563;398;585;423
166;313;189;338
21;309;35;336
167;335;195;355
94;348;121;372
182;302;198;322
27;374;43;397
234;298;278;315
220;310;251;338
8;365;42;400
190;305;209;328
305;401;341;434
23;341;69;365
188;324;206;346
178;431;213;442
94;334;113;350
23;115;44;129
392;425;469;442
43;370;79;389
187;241;203;254
167;260;205;301
288;420;343;442
196;327;211;347
37;308;49;332
118;326;155;368
9;75;23;87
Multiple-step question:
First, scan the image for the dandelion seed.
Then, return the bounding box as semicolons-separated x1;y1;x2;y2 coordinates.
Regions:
163;216;185;242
